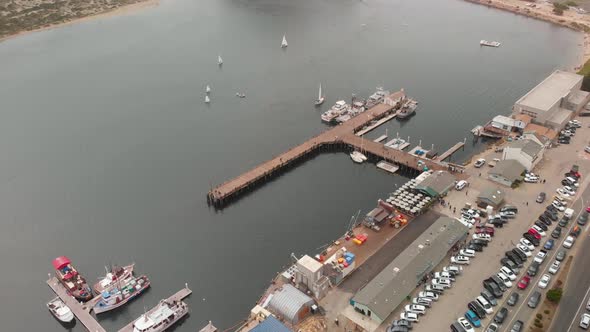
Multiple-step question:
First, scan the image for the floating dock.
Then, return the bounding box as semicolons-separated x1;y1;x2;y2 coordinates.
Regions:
207;90;450;208
118;286;192;332
355;112;397;136
46;277;106;332
408;145;430;158
384;138;410;150
437;141;465;161
373;135;388;143
376;161;399;174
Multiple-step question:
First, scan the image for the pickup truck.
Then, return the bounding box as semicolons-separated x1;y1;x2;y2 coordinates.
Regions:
534;250;547;264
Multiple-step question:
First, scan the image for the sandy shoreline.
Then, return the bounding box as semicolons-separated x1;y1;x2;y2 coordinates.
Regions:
0;0;159;44
463;0;590;70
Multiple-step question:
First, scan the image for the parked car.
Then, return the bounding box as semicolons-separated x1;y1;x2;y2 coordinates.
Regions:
465;310;481;328
539;214;552;225
425;284;444;294
556;249;567;262
501;205;519;213
534;220;548;231
412;297;432;307
472;238;489;247
476;296;493;314
534;250;547;264
517;275;531;290
400;311;419;322
494;307;508;324
571;225;582;237
490;275;507;291
483;279;503;298
527;262;540;277
467;242;484;252
528;291;541;308
519;238;535;251
548;261;561;274
538;274;551;289
457;317;475;332
418;291;438;301
544;239;555;250
511;320;523;332
528;228;541;240
551;227;562;238
481;289;498;306
505;251;524;266
485;323;499;332
563;236;576;249
516;244;532;257
455;180;468;190
443;265;463;275
501;258;520;273
404;304;426;315
507;292;519;306
536;192;546;203
580;313;590;330
460;249;476;257
512;248;528;262
450;322;468;332
523;233;540;246
431;278;452;288
473;233;492;241
434;271;455;280
500;266;517;280
451;255;470;265
531;225;547;237
468;301;486;319
474;159;486;168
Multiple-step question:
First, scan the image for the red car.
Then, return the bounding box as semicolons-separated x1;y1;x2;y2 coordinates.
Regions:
475;226;495;237
528;228;541;239
518;275;531;289
586;206;590;213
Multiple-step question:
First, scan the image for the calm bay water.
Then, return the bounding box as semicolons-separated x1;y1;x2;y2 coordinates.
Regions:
0;0;581;330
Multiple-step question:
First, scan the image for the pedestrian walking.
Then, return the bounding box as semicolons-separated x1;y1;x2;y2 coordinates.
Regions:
526;202;529;206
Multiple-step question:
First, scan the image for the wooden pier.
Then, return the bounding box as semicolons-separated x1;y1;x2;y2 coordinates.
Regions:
373;134;388;143
355;112;397;136
376;161;399;174
437;141;466;161
46;276;107;332
207;90;450;208
118;286;192;332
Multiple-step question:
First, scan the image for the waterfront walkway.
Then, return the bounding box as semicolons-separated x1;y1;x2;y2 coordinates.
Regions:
207;90;452;207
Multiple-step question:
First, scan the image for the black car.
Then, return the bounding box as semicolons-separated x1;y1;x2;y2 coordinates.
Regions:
501;206;519;213
534;221;548;231
512;248;528;262
494;307;509;324
449;322;465;332
490;275;507;292
558;218;569;227
551;227;562;239
468;243;484;252
483;279;503;298
507;292;519;306
489;219;505;228
546;204;558;213
528;291;541;308
558;139;571;144
481;289;498;306
578;214;588;226
544;210;558;221
472;238;489;247
504;253;524;268
536;192;546;203
391;319;412;330
506;251;524;265
539;214;552;225
512;320;524;332
468;301;486;319
501;258;520;273
523;233;540;246
527;261;540;277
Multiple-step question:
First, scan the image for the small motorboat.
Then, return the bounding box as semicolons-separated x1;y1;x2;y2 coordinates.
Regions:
480;40;501;47
236;93;246;98
205;95;210;103
47;297;74;323
218;55;223;65
206;85;211;94
315;83;325;106
350;151;367;164
281;34;288;48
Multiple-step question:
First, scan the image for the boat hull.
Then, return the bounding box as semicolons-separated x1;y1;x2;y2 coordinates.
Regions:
93;264;135;294
47;298;75;323
315;97;325;106
93;276;150;314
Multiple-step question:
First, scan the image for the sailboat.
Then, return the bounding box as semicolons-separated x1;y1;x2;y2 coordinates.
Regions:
350;136;368;163
218;55;223;65
281;34;288;48
205;95;210;103
315;84;325;106
206;85;211;94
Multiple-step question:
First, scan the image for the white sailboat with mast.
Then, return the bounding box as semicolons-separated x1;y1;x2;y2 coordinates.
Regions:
217;55;223;65
206;85;211;94
281;34;288;48
205;95;210;104
315;83;325;106
350;135;368;163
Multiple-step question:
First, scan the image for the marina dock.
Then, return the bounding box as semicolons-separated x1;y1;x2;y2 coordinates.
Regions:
384;138;410;150
118;286;192;332
46;277;106;332
208;90;450;208
437;141;466;161
355;112;397;136
373;134;388;143
376;161;399;174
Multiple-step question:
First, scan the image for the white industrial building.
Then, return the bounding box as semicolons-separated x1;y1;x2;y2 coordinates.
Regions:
513;70;589;130
502;139;544;171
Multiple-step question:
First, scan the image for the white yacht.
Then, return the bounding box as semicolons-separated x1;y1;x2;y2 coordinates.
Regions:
366;87;389;108
132;300;189;332
321;100;349;124
47;297;74;323
480;40;501;47
281;34;288;48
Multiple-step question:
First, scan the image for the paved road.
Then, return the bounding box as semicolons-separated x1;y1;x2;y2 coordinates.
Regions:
550;204;590;331
498;182;590;332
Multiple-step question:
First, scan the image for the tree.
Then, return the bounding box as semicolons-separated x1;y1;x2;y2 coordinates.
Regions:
547;288;563;303
553;2;568;15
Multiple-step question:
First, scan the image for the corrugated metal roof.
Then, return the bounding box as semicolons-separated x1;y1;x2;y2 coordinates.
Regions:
489;160;526;182
414;171;455;197
251;316;292;332
351;217;468;321
516;70;582;111
477;187;505;206
267;284;313;323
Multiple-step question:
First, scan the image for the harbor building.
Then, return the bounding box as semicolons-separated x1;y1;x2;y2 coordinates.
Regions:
413;170;456;197
502;139;544;171
476;187;505;208
513;70;589;130
488;159;526;187
349;217;468;325
249;316;292;332
265;284;315;325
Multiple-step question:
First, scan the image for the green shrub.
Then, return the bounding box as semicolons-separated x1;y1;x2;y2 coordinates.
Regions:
547;288;563;303
544;309;551;314
565;1;578;7
536;313;543;319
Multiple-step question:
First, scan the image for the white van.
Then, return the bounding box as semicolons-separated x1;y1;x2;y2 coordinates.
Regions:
455;180;468;191
564;208;574;219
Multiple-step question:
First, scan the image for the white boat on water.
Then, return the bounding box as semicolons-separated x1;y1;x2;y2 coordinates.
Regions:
321;100;349;124
480;40;501;47
315;84;325;106
205;95;210;103
132;299;189;332
350;151;367;163
47;297;74;323
281;34;288;48
206;85;211;94
218;55;223;65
